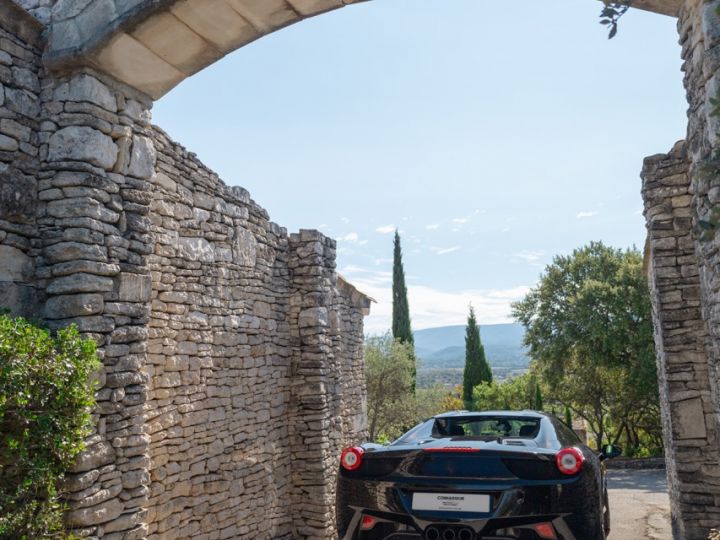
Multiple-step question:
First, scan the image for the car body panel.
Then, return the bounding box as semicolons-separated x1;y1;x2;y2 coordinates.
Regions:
336;411;607;540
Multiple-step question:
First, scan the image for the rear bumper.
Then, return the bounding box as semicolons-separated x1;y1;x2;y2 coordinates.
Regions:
336;474;599;540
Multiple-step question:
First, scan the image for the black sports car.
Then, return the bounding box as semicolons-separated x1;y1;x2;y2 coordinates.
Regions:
336;411;621;540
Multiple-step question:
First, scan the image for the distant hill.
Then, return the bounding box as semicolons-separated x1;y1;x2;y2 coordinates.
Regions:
414;323;529;370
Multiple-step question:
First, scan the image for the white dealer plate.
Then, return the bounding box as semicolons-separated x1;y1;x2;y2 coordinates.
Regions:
412;493;490;513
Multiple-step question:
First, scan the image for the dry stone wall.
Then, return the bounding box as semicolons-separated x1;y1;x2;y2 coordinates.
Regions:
0;1;370;538
642;141;720;539
0;5;43;318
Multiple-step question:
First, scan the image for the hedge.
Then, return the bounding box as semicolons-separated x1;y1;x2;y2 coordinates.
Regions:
0;315;100;538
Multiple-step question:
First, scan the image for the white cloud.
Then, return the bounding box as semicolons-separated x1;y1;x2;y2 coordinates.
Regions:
431;246;461;255
352;280;531;334
341;217;350;224
426;223;440;230
374;258;393;266
338;232;359;243
376;224;396;234
576;211;598;219
513;250;544;263
452;217;469;225
339;265;366;275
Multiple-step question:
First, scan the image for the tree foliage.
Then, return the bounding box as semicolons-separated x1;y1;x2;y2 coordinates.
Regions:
365;335;461;442
392;231;415;391
533;382;544;411
512;242;661;452
600;1;632;39
0;316;100;538
463;306;492;408
472;373;535;412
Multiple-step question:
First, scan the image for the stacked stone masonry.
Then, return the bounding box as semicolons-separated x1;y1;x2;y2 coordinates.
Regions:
4;0;720;539
643;141;720;539
0;1;370;539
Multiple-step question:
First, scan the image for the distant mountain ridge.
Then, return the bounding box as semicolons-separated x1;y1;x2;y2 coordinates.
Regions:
414;323;529;370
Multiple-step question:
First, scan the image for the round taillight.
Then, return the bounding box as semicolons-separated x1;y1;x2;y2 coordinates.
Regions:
340;446;364;471
556;447;585;475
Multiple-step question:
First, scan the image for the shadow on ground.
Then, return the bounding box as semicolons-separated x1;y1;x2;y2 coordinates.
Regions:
607;469;668;492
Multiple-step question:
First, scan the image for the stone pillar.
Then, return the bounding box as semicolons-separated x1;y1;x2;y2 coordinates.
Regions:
642;141;720;539
288;230;342;540
37;68;155;538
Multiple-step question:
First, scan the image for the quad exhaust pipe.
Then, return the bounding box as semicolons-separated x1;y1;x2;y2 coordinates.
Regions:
442;528;456;540
457;528;474;540
425;526;440;540
424;526;474;540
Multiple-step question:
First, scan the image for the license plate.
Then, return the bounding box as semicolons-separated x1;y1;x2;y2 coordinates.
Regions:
412;492;490;512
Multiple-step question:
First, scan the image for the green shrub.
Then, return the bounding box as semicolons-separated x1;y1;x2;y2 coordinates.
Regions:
0;315;100;539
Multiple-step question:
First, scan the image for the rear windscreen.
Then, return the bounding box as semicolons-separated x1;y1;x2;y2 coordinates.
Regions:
433;416;540;439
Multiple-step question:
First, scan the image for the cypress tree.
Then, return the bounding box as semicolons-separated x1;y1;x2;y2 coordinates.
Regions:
463;306;492;409
392;231;415;388
534;383;544;411
565;406;573;427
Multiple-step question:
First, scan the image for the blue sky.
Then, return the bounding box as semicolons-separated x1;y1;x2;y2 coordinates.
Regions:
153;0;686;334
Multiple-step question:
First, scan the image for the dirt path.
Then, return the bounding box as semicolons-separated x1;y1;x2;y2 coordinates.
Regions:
606;469;672;540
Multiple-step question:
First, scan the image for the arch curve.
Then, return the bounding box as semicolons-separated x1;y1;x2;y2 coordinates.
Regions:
44;0;680;100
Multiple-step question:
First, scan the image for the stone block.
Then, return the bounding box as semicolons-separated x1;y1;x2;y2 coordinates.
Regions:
44;293;104;319
177;236;215;262
118;272;152;302
0;169;37;224
298;307;328;328
45;241;107;263
0;245;32;282
672;397;707;440
65;498;125;527
0;133;18;151
47;273;114;294
233;226;257;267
127;135;156;179
48;126;118;170
0;282;41;318
70;441;115;473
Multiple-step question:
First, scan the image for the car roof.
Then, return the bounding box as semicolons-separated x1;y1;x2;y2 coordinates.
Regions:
434;410;547;419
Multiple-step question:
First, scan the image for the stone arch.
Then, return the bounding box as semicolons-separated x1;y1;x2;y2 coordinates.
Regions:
45;0;681;99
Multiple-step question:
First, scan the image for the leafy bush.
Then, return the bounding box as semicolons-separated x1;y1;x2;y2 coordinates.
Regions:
0;315;100;538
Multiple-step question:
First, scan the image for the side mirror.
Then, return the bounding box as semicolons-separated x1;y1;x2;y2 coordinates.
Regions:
600;444;622;460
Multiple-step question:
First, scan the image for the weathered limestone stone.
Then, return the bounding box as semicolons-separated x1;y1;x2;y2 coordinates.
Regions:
53;73;118;112
45;241;107;263
672;397;707;439
65;498;124;527
298;307;328;328
47;273;114;294
118;272;152;302
45;293;104;319
0;246;32;282
233;226;257;267
48;126;118;169
71;441;115;473
127;135;155;179
0;170;36;224
0;133;18;151
177;236;215;262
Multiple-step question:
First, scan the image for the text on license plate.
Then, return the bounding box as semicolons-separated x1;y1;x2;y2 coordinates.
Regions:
412;492;490;512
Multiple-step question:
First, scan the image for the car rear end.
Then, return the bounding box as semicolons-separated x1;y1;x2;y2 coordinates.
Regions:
336;442;601;540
